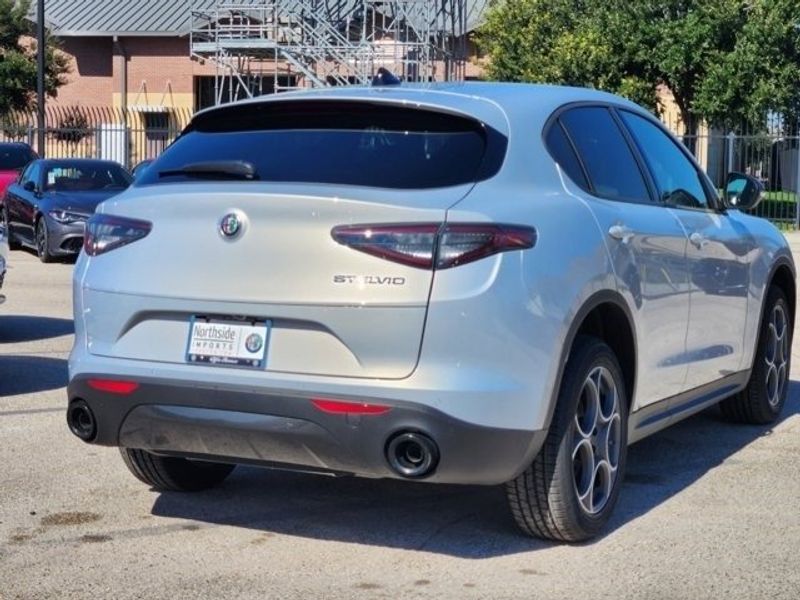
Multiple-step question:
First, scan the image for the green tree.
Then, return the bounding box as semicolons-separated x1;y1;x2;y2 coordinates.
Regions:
479;0;800;132
478;1;655;108
695;0;800;131
0;0;69;117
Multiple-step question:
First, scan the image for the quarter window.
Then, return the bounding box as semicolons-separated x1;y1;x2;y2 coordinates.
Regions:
559;107;651;203
619;111;710;210
545;121;588;189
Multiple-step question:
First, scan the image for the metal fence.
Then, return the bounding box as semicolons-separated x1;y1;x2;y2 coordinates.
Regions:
4;105;800;229
0;106;193;172
663;110;800;229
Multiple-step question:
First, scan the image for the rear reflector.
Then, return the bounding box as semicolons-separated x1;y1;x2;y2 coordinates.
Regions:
331;223;536;270
87;379;140;395
311;398;392;415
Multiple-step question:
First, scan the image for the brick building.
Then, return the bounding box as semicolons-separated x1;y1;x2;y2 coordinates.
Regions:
25;1;482;164
36;0;487;113
39;1;232;112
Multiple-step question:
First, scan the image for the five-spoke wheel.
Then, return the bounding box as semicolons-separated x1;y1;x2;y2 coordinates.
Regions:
764;303;789;408
572;366;622;515
507;335;629;542
721;285;792;424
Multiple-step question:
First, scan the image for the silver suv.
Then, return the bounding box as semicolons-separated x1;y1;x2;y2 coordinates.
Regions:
67;83;795;541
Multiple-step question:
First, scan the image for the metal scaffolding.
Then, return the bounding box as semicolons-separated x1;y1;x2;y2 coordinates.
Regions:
190;0;472;105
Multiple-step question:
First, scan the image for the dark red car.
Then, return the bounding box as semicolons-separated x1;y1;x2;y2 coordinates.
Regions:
0;143;37;197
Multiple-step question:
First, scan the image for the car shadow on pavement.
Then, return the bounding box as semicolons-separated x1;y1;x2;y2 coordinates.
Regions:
0;355;68;396
150;381;800;558
13;246;78;264
0;315;74;343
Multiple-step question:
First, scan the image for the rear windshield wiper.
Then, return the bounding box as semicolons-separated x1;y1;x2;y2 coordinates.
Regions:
158;160;259;180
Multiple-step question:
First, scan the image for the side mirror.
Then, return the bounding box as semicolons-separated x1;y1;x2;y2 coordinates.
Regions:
23;180;37;194
723;172;764;211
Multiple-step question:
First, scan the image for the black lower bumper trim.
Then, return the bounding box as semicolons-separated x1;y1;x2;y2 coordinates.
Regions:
67;375;545;485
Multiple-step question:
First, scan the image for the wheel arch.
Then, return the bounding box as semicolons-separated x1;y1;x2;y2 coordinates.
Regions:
33;209;45;230
543;290;637;431
742;256;796;373
768;258;796;330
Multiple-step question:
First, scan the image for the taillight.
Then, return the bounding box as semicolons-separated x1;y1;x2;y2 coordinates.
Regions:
330;223;439;268
84;214;152;257
437;224;537;268
331;223;536;270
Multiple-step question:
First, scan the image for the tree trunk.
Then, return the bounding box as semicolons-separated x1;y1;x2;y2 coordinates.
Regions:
671;91;698;155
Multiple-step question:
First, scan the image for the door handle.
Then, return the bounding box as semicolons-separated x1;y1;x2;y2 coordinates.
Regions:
608;224;635;244
689;232;708;249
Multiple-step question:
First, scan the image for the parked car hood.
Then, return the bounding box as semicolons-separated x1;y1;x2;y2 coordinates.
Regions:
45;190;126;214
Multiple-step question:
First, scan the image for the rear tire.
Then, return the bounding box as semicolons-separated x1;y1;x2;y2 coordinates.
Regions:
720;286;791;424
120;448;235;492
506;335;629;542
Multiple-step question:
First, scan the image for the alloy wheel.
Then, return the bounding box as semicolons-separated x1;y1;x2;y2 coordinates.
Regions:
572;365;621;515
764;304;789;408
37;221;47;258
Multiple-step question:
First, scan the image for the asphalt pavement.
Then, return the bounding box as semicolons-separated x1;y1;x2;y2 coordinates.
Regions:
1;242;799;600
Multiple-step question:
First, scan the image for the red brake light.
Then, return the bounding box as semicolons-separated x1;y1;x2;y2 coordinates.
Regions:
84;214;152;256
331;223;536;270
311;398;392;415
87;379;139;395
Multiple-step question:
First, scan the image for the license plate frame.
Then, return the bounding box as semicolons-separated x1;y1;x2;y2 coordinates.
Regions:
185;316;270;369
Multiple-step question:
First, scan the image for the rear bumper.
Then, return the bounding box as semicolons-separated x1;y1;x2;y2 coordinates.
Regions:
67;375;545;485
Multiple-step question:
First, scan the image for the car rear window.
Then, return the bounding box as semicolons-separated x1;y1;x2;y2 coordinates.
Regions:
0;146;36;170
136;101;506;189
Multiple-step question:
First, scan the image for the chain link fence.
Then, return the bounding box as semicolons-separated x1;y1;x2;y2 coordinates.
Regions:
4;105;800;229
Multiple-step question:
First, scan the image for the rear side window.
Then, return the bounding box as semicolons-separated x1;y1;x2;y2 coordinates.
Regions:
558;107;651;203
137;101;507;189
0;145;36;171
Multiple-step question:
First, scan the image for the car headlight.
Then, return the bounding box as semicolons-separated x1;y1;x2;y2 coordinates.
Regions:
48;210;88;224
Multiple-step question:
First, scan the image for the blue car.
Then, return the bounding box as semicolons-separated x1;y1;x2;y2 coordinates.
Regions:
3;158;132;262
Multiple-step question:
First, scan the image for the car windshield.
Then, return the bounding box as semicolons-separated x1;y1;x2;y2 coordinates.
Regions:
0;146;36;170
136;101;506;189
44;164;132;192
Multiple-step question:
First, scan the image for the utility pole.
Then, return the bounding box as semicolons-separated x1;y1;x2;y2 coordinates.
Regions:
36;0;46;157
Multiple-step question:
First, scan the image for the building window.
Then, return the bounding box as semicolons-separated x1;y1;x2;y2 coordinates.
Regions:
193;75;297;111
143;112;171;159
